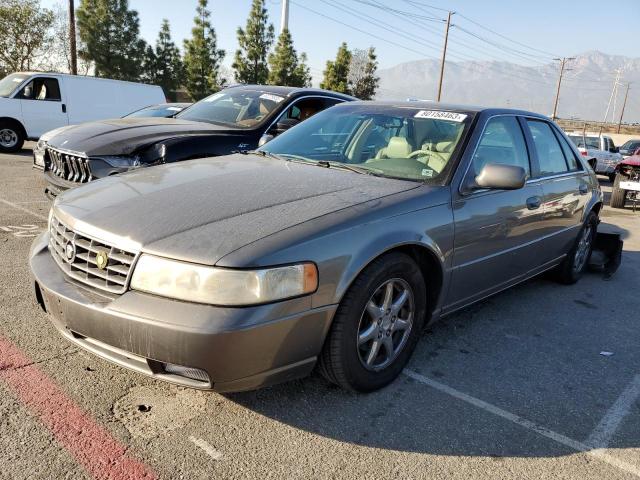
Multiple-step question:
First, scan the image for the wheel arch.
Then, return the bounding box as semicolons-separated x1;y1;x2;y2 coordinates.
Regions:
0;117;26;138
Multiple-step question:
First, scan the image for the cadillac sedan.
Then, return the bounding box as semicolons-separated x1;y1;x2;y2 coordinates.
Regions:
30;102;603;393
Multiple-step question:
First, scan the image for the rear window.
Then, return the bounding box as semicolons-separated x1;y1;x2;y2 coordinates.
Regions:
569;135;600;150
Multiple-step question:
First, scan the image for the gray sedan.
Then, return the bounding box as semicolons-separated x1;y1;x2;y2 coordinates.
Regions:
29;102;603;392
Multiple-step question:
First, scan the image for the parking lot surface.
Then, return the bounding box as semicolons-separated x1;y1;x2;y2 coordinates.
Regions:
1;146;639;479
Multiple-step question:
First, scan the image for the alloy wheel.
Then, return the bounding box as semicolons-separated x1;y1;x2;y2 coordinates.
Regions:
573;223;593;272
356;278;414;371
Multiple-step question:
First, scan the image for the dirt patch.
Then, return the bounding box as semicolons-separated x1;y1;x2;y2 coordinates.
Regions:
113;385;206;439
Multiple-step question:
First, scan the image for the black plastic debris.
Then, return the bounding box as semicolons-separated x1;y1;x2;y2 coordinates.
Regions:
589;232;623;278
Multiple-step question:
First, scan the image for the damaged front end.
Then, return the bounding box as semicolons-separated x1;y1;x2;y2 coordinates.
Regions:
610;159;640;210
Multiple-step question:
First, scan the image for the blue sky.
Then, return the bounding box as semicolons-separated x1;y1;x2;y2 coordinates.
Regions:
42;0;640;79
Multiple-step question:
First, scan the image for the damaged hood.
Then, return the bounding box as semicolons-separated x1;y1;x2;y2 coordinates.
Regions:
46;117;242;156
53;154;419;265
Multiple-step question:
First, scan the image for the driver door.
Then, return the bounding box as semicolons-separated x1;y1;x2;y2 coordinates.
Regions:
17;76;68;138
445;115;546;312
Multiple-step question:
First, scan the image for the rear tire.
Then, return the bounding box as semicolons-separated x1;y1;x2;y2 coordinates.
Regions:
610;174;627;209
608;173;616;183
555;211;598;285
0;121;25;153
319;252;427;392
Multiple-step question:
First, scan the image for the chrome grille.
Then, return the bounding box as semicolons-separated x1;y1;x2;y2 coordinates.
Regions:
49;215;138;294
47;147;92;183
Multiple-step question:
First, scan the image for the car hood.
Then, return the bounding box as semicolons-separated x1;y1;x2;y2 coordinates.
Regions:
46;117;242;156
53;154;420;265
620;156;640;167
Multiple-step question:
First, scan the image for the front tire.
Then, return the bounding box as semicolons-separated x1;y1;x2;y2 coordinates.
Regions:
319;252;427;392
0;122;24;153
608;173;617;183
555;211;598;284
610;173;627;209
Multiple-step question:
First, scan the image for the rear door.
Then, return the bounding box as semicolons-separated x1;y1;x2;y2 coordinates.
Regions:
446;115;546;311
17;76;68;138
523;119;590;264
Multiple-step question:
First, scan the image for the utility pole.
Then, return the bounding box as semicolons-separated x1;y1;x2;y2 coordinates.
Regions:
603;68;622;124
436;11;453;102
280;0;289;34
68;0;77;75
617;83;630;133
551;57;574;121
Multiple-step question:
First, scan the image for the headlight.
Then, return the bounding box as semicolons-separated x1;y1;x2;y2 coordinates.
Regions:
34;140;47;167
99;155;140;168
130;254;318;306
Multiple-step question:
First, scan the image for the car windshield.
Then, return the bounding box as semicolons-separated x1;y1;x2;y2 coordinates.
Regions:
0;73;29;97
176;89;284;128
260;104;472;183
621;140;640;150
569;135;600;149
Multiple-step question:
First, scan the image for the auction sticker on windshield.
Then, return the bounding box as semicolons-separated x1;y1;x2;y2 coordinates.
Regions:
260;93;284;103
414;110;467;122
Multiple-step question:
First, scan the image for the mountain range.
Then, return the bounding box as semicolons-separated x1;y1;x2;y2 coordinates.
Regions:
376;51;640;123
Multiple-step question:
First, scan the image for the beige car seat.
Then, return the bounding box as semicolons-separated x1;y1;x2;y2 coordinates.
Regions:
375;136;412;159
415;140;453;172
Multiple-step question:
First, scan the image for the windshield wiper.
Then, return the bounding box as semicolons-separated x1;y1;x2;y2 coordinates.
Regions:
318;161;385;176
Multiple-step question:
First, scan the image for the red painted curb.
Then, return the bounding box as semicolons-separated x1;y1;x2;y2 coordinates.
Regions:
0;336;157;480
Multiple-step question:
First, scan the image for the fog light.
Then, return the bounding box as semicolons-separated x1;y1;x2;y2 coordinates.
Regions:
162;363;210;383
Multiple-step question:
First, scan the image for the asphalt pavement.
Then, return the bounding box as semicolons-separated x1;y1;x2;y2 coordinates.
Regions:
0;146;639;479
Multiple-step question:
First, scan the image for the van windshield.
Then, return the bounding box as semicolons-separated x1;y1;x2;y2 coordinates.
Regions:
0;74;28;97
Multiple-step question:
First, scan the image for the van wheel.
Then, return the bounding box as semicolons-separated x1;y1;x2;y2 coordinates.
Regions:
610;174;627;209
0;122;24;153
555;211;598;285
319;252;426;392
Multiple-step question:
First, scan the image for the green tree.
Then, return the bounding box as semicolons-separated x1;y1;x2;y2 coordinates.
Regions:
320;42;352;94
0;0;54;72
267;29;311;87
145;19;184;100
76;0;146;80
348;47;379;100
183;0;225;101
232;0;274;84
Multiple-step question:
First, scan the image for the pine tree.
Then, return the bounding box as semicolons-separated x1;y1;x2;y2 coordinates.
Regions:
267;29;311;87
233;0;275;84
320;42;352;94
76;0;147;81
146;19;184;100
348;47;379;100
183;0;225;101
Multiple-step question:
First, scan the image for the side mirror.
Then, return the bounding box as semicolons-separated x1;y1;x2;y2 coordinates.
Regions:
610;146;619;153
22;85;33;98
270;118;299;136
258;134;274;147
473;163;526;190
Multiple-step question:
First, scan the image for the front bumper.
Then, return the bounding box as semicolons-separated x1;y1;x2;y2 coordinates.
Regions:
29;233;336;392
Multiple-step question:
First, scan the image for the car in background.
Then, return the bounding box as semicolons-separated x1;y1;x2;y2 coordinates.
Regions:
30;103;602;393
618;139;640;158
0;72;164;152
567;133;622;181
35;84;354;199
123;103;192;119
610;148;640;208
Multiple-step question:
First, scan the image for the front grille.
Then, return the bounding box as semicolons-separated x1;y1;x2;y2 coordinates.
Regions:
49;215;138;294
47;147;92;183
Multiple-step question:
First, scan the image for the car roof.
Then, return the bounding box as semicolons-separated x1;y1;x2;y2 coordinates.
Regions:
224;84;356;101
336;100;550;119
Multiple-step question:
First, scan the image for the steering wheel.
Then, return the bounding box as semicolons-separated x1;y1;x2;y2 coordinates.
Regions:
408;149;448;164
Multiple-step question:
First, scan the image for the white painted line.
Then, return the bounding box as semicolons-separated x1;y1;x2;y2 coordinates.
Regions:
403;369;640;478
0;198;47;221
587;374;640;449
188;436;223;461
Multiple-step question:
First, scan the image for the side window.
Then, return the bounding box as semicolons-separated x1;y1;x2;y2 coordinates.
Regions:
472;116;530;176
554;130;581;171
526;120;568;176
18;78;61;101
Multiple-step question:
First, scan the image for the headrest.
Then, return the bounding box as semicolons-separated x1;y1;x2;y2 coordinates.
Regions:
386;136;412;158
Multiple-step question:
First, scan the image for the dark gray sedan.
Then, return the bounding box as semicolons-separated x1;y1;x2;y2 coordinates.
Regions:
29;102;603;392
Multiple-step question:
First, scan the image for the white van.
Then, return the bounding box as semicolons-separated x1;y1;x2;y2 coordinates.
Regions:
0;72;165;152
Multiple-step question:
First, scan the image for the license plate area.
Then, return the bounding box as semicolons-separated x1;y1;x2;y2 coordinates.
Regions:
620;181;640;192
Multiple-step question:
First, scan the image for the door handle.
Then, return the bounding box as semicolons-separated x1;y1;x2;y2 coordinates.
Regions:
578;183;588;195
526;196;541;210
61;104;66;113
